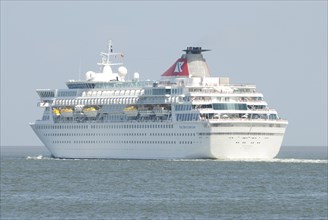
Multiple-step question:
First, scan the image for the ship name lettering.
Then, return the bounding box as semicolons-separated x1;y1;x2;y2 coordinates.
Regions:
179;125;196;129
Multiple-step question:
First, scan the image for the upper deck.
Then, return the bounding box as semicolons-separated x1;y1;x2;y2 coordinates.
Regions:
33;42;287;125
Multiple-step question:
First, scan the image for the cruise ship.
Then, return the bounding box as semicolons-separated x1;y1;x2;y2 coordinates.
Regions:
30;42;288;159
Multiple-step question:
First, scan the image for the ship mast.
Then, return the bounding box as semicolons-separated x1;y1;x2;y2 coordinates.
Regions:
97;40;123;72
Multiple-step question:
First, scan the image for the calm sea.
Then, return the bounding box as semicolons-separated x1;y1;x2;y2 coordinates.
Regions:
1;146;327;220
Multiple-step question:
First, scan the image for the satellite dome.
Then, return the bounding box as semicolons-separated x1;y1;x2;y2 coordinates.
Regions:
133;72;140;81
86;71;95;80
103;65;113;74
118;66;128;77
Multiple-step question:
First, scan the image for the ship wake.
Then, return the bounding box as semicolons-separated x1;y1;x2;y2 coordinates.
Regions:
215;158;328;164
25;155;328;164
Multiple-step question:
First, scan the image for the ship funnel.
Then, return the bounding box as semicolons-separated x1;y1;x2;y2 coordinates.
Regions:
161;47;210;78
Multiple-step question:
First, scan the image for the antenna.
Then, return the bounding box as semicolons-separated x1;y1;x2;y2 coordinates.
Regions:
78;57;81;80
109;40;113;53
108;40;112;64
97;40;124;68
183;47;210;54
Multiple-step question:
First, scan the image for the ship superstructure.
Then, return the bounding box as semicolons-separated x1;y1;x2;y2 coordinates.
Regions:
30;42;288;159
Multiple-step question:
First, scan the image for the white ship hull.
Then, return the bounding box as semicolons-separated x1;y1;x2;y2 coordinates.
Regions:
30;120;287;159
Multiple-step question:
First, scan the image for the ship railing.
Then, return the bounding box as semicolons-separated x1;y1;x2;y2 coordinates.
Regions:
190;89;256;94
191;100;266;105
204;118;288;123
247;108;276;112
51;117;174;124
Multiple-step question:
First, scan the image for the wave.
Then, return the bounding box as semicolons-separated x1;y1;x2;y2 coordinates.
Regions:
26;155;91;161
215;158;328;164
26;155;53;160
266;158;328;164
169;158;328;164
26;155;72;160
25;155;327;164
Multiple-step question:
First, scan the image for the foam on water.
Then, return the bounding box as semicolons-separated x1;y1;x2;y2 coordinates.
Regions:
217;158;328;164
25;155;327;164
25;155;99;161
171;158;328;163
268;158;328;164
26;155;68;160
26;155;45;160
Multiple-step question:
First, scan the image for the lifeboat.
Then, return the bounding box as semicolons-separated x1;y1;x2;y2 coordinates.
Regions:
83;107;98;117
124;106;138;117
61;107;74;117
52;108;61;116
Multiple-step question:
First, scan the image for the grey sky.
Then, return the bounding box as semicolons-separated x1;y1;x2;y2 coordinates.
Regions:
1;1;327;148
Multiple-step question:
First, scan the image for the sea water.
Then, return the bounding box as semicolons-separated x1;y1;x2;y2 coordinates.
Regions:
1;146;327;219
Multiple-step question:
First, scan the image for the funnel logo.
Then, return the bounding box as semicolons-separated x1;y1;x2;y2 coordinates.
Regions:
161;58;189;77
174;61;184;73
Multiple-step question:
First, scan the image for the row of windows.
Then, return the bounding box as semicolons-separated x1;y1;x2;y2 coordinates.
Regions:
228;136;262;139
210;123;285;128
42;116;50;120
176;114;199;121
179;141;193;144
35;124;174;130
175;105;192;111
90;124;173;129
192;104;212;109
213;103;247;110
74;140;177;145
53;140;72;144
149;133;195;137
199;132;283;136
52;140;194;145
38;90;55;97
93;81;153;89
45;132;196;137
144;88;183;96
83;89;142;97
235;142;261;144
54;97;139;106
58;90;77;97
153;88;171;95
247;105;266;110
35;124;89;130
67;82;95;89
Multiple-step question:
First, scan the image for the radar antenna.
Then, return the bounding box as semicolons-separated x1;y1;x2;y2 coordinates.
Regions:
183;47;210;54
97;40;124;68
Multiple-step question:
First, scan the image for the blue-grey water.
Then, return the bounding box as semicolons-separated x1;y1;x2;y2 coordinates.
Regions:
1;146;327;219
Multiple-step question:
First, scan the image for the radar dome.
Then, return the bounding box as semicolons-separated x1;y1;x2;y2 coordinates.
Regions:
103;65;113;74
133;72;140;81
118;66;128;77
86;71;95;80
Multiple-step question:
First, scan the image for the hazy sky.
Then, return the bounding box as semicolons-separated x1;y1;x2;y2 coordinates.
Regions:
1;1;327;148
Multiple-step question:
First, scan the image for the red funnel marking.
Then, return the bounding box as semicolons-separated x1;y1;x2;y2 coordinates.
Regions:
161;58;189;77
